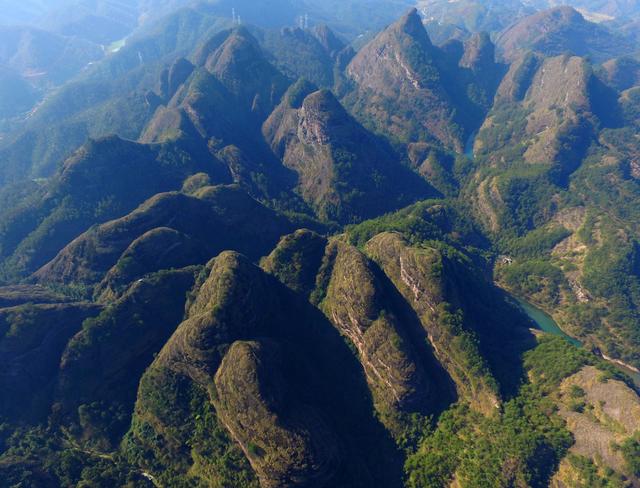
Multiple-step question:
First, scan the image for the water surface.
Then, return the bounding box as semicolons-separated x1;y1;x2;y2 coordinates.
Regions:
464;131;477;159
513;296;640;387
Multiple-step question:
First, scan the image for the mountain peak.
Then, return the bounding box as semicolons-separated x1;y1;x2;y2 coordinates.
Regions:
398;7;419;25
496;5;630;63
193;27;262;71
548;5;584;20
204;27;288;118
461;32;496;70
284;78;317;108
393;7;431;46
193;29;233;67
296;89;352;145
202;27;264;75
345;10;469;150
264;86;431;222
301;89;343;115
211;27;261;63
311;24;345;58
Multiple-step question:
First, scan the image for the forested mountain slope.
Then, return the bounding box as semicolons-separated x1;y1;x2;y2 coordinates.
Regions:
0;4;640;488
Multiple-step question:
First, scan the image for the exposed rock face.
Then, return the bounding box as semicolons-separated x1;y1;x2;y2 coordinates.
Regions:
311;24;345;59
264;86;431;222
128;252;344;487
5;8;640;486
364;232;500;414
344;9;462;149
476;54;594;172
142;28;294;201
262;78;317;152
552;365;640;486
142;67;254;147
261;228;529;422
522;55;592;164
492;51;542;104
214;340;340;488
343;9;505;152
320;239;433;431
128;249;410;487
159;251;284;383
203;27;289;119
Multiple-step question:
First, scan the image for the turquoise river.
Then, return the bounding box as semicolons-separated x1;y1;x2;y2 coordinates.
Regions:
513;296;640;387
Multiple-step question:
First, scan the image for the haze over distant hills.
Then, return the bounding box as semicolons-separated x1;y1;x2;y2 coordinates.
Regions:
1;1;640;487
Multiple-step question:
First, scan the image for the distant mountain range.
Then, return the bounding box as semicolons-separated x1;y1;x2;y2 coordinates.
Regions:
1;2;640;487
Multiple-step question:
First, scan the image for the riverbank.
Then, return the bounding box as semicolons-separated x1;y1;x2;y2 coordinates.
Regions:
513;297;581;347
600;353;640;373
464;131;477;159
510;294;640;388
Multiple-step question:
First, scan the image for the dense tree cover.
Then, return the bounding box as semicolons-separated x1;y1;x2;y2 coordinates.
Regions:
254;29;337;88
565;455;629;487
502;226;571;259
1;4;640;487
489;142;640;366
621;433;640;477
499;259;566;305
0;423;152;488
123;372;258;488
346;199;485;251
469;92;640;368
406;336;636;488
405;336;578;488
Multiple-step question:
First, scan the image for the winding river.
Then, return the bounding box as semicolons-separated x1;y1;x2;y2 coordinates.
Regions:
514;297;581;347
464;131;477;159
462;130;640;386
513;296;640;387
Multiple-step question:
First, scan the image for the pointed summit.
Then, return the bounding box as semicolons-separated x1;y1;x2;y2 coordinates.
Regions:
311;24;344;57
344;9;465;150
204;28;288;118
263;88;431;222
204;27;265;79
394;7;431;46
460;32;496;70
300;89;346;124
192;29;233;67
159;57;194;101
